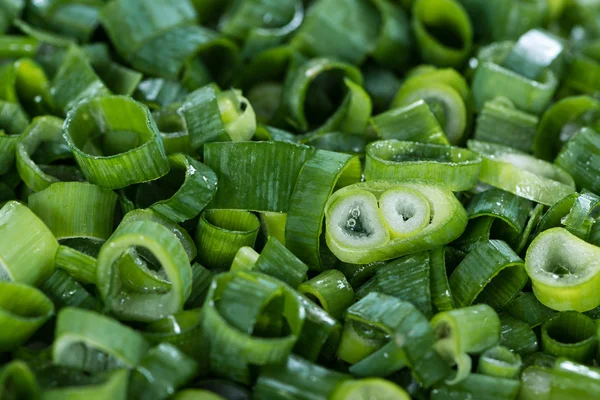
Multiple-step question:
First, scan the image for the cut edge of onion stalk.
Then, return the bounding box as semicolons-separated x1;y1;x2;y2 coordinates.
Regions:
525;227;600;312
216;89;257;141
325;179;467;264
467;140;575;206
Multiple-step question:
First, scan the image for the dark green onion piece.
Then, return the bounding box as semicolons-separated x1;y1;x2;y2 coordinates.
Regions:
467;140;575;206
135;78;188;110
255;236;308;288
411;0;473;68
200;271;304;384
253;355;350;400
370;100;448;145
298;270;353;320
429;247;454;312
0;360;39;400
364;140;481;192
504;292;557;328
541;311;598;363
28;182;118;242
97;212;193;322
128;343;199;400
185;263;213;308
449;240;527;310
40;269;98;311
430;373;520;400
0;100;29;174
466;188;532;234
499;314;539;355
204;141;316;212
474;97;538;152
0;281;54;352
52;307;150;373
285;149;361;270
26;0;102;42
293;294;341;363
63;95;169;189
195;209;260;271
555;127;600;194
534;96;600;161
477;346;521;379
525;227;600;312
0;201;58;285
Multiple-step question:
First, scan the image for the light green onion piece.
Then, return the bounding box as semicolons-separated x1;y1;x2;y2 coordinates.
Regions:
330;378;411;400
325;180;467;264
525;227;600;312
364;140;481;192
195;209;260;271
449;240;527;309
468;140;575;206
411;0;473;68
28;182;118;242
0;281;54;352
0;360;39;400
254;236;308;288
298;270;353;320
430;373;521;400
477;346;521;379
55;245;97;285
200;271;305;384
52;307;150;372
41;369;129;400
502;29;564;80
0;101;30;175
172;390;225;400
128;343;198;400
0;201;58;285
370;100;448;145
285;149;361;270
63;95;169;189
97;213;192;322
429;247;455;312
541;311;598;363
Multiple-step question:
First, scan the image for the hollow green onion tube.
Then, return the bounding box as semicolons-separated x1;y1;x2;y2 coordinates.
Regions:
280;57;370;134
541;312;597;363
253;236;308;288
325;180;467;264
474;97;538;153
502;29;564;81
253;355;350;400
449;240;527;309
285;149;361;270
525;227;600;312
0;201;58;285
178;85;256;149
0;101;29;174
28;182;118;242
152;107;194;156
534;96;600;161
330;378;411;400
504;292;557;328
430;373;521;400
204;141;316;212
344;292;449;387
298;270;353;320
364;140;481;192
0;281;54;352
200;271;305;384
0;360;39;400
135;78;188;110
50;45;111;115
520;360;600;399
336;318;388;365
431;304;500;383
290;0;379;65
356;252;433;317
128;343;199;400
26;0;103;42
561;191;600;240
499;314;538;355
41;370;129;400
370;100;448;145
293;294;341;362
411;0;473;68
135;154;217;223
185;264;213;307
15;116;73;192
195;209;260;271
100;0;239;82
63;95;169;189
555;127;600;194
97;214;192;322
53;307;150;372
466;188;532;235
477;346;521;379
467;140;575;206
142;309;209;375
55;245;97;285
370;0;413;71
391;69;471;144
472;43;558;114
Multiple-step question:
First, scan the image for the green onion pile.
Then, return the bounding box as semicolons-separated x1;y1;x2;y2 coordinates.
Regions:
4;0;600;399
